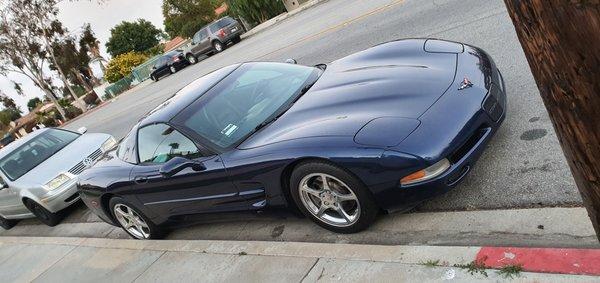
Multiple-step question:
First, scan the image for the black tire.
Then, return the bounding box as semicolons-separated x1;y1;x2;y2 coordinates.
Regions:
0;215;17;230
232;36;241;44
109;197;164;240
289;161;379;233
186;54;197;64
212;40;225;53
24;199;62;226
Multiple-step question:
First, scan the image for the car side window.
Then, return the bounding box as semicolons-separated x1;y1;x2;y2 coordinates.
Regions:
198;29;208;40
154;57;164;68
193;31;201;43
137;123;202;164
209;23;219;33
116;130;137;164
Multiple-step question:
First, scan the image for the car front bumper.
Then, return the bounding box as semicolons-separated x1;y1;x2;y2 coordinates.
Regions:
39;179;80;213
372;66;507;212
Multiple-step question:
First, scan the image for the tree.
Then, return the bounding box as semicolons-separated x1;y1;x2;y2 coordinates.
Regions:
503;1;600;240
106;19;162;57
163;0;216;38
227;0;286;27
0;0;67;120
51;35;95;94
42;18;87;113
0;94;22;125
80;23;105;81
27;97;43;111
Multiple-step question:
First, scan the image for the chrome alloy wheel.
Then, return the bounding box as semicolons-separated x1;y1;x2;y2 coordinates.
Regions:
113;204;150;239
299;173;361;227
170;66;177;73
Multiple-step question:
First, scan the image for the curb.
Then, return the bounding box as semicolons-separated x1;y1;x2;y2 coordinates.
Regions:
1;236;599;277
477;247;600;276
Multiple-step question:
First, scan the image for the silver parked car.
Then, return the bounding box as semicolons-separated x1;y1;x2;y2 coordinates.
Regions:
0;127;115;228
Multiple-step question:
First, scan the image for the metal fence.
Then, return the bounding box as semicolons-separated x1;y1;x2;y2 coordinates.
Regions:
103;54;161;98
131;55;161;83
104;75;133;99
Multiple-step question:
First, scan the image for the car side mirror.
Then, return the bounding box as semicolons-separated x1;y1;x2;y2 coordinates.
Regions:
159;157;206;177
284;58;297;64
77;127;87;134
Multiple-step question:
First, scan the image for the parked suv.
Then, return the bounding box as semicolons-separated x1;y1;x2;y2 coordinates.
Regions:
184;16;244;63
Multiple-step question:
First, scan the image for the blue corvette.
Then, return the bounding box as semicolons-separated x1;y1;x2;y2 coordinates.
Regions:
78;39;506;239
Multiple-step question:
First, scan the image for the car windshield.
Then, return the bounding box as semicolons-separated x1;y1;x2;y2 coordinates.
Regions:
178;62;319;149
0;129;79;181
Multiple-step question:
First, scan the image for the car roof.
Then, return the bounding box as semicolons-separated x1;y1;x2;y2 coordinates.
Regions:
164;50;181;56
139;63;241;126
0;128;49;160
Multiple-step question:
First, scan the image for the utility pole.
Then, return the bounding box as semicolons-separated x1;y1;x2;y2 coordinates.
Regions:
503;0;600;240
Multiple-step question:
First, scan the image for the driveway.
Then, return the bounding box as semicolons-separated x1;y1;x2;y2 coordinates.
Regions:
59;0;580;228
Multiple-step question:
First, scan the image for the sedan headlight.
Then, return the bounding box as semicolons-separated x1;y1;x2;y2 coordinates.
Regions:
101;137;117;152
400;159;451;185
45;173;72;190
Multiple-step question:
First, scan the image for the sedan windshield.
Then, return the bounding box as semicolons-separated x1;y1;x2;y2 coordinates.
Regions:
177;62;319;149
0;129;79;180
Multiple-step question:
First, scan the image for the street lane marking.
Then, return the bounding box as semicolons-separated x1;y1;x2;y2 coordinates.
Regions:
258;0;405;59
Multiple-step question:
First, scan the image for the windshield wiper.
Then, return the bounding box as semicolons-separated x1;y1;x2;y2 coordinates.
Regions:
254;118;277;132
291;81;317;104
249;76;320;136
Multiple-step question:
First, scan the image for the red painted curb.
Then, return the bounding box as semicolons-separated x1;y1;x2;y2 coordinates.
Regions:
476;247;600;276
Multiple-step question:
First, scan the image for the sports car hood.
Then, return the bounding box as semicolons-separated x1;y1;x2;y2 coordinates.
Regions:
239;39;458;149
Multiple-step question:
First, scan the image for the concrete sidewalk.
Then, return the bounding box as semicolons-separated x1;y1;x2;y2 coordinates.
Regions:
0;236;598;282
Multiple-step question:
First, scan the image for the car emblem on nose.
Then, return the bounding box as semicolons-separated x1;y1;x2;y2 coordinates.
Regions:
458;77;473;90
82;157;94;168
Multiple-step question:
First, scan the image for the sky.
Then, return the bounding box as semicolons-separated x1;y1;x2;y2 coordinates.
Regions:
0;0;165;113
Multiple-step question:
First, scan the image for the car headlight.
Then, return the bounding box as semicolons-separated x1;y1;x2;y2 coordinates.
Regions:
101;137;117;152
400;159;451;185
45;173;72;190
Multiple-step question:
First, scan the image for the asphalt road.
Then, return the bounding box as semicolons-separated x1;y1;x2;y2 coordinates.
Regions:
64;0;581;216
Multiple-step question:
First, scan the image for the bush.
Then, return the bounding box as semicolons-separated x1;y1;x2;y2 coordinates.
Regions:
145;43;165;57
64;106;83;119
35;111;58;127
56;99;83;119
104;52;149;83
227;0;286;27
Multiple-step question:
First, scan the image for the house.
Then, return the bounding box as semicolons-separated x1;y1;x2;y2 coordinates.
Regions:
163;36;189;53
8;103;56;139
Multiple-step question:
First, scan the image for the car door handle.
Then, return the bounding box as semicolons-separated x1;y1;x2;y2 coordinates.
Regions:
134;176;148;184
